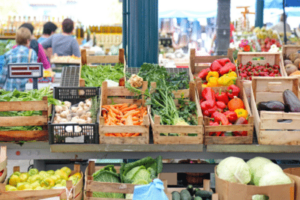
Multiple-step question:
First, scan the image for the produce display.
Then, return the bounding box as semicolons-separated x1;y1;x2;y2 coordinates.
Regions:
102;103;147;137
201;86;249;136
0;40;14;56
284;51;300;76
5;166;81;191
50;54;81;63
81;63;124;87
217;156;292;200
254;27;282;52
92;156;162;198
171;186;214;200
197;58;237;87
0;87;59;131
237;61;282;80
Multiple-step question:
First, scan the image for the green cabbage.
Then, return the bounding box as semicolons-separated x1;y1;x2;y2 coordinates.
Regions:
217;157;251;184
253;163;283;186
259;171;291;186
92;165;124;198
247;157;272;185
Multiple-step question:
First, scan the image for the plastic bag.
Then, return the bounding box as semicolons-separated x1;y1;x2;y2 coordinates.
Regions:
132;179;168;200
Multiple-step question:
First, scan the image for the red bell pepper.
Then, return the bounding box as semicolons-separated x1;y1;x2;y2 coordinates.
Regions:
233;117;248;136
210;60;223;72
209;122;221;136
200;100;215;111
203;110;210;117
216;58;231;66
197;68;211;80
215;89;229;104
223;111;238;123
226;85;240;99
207;106;218;115
216;101;226;110
219;62;236;75
202;87;216;101
211;111;229;125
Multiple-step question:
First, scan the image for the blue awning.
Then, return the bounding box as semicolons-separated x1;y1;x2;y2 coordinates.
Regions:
265;0;300;8
286;0;300;7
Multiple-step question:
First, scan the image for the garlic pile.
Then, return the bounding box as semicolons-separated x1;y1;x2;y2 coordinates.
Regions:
128;74;143;88
53;99;93;124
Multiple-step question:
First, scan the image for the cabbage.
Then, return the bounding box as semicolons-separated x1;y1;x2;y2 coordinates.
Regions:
259;171;291;186
253;163;283;186
217;157;251;184
247;157;272;184
252;195;268;200
124;166;151;184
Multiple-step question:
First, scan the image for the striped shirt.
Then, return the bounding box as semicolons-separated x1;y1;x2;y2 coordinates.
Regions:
0;45;37;91
41;34;81;57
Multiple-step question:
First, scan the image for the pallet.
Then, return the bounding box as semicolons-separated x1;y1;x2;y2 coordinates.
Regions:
0;164;83;200
236;52;287;102
0;97;48;142
84;161;167;200
167;179;218;200
80;48;125;87
99;81;150;144
150;82;203;144
251;77;300;145
200;79;254;145
0;146;7;183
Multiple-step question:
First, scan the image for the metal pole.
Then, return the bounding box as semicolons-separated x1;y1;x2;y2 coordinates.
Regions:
283;0;287;44
255;0;264;28
122;0;127;58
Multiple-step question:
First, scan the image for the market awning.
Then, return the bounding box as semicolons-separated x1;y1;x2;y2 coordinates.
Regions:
265;0;300;8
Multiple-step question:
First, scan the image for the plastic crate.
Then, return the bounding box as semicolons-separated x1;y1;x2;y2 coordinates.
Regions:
48;87;100;144
28;77;55;83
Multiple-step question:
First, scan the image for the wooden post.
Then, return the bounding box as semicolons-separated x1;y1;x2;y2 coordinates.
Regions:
13;166;20;172
42;96;48;131
203;179;210;191
190;49;196;74
86;161;95;197
119;48;125;64
81;49;87;66
212;193;219;200
189;82;195;102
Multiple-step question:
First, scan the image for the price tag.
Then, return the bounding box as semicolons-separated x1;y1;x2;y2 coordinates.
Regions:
8;63;43;78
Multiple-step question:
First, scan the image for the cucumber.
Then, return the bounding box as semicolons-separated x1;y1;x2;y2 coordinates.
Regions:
195;190;213;198
180;189;192;200
187;184;194;196
194;197;203;200
171;191;180;200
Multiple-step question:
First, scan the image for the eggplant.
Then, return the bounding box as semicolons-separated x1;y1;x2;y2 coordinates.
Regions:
257;101;286;112
283;89;300;112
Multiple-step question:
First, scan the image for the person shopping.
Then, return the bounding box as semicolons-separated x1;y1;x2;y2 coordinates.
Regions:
17;23;51;71
0;27;37;91
38;22;57;43
42;18;80;57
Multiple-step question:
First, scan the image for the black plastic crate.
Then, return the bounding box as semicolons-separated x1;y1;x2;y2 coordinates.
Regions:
49;87;100;144
60;66;80;87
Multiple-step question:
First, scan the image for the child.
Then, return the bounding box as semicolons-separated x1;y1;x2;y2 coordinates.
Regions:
0;27;37;91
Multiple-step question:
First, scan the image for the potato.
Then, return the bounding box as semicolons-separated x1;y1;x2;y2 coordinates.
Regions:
289;53;300;62
294;58;300;69
285;64;298;76
284;60;293;65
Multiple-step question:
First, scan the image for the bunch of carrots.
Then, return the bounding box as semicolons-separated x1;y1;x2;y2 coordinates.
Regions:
102;103;147;137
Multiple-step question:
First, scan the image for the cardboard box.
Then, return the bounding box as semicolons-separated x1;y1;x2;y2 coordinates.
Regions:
215;167;295;200
160;173;177;185
284;168;300;200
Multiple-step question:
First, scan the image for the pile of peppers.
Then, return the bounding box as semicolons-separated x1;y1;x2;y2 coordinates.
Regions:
200;85;249;137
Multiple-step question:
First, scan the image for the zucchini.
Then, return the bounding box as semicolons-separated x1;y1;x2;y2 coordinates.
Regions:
171;191;180;200
195;190;213;198
194;197;203;200
187;184;194;196
180;189;192;200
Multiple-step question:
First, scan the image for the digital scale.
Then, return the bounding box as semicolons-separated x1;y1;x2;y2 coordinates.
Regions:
7;63;43;89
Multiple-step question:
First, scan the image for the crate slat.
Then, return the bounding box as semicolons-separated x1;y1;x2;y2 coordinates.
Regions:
0;116;47;127
0;101;48;112
0;130;48;141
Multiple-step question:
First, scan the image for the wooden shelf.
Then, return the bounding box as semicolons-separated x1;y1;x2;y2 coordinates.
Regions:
0;36;15;40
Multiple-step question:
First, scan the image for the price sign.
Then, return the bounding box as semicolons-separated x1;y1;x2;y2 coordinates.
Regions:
8;63;43;89
8;63;43;78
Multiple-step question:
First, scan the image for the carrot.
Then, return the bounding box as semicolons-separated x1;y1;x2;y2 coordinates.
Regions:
124;110;140;118
121;104;137;112
126;115;133;125
109;105;120;114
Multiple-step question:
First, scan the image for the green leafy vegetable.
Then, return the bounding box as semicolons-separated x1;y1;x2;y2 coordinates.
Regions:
81;63;124;87
92;165;124;198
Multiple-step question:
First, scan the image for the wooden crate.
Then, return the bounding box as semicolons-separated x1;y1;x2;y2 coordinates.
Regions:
0;146;7;183
84;161;167;200
282;45;300;60
80;48;125;87
150;82;204;144
0;164;83;200
237;52;287;102
167;179;218;200
99;81;150;144
201;79;254;145
0;96;48;142
251;77;300;145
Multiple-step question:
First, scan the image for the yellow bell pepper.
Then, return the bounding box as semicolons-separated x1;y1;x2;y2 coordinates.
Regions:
202;84;207;88
235;109;248;118
206;71;219;82
9;175;20;187
218;75;237;86
207;77;218;87
40;177;55;188
225;71;237;78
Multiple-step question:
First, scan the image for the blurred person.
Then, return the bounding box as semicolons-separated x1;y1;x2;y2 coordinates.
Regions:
18;23;51;71
0;27;37;91
38;22;57;43
271;14;291;33
42;18;80;57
